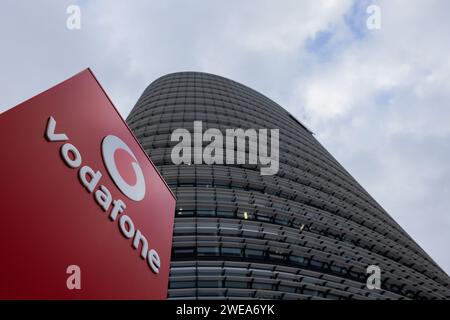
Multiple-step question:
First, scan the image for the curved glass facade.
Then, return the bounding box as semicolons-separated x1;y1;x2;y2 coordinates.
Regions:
126;71;450;299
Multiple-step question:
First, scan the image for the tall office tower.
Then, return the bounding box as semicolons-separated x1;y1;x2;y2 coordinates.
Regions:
126;72;450;299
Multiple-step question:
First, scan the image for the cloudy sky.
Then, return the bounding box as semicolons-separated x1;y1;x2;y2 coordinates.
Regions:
1;0;449;275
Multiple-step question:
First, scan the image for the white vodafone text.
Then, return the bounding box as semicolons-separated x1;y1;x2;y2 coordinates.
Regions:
44;116;161;274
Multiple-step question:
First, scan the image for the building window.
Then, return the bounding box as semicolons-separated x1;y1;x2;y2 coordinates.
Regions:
197;247;219;256
222;247;242;257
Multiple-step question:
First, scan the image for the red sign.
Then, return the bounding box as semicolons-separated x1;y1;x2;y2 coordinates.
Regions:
0;69;176;299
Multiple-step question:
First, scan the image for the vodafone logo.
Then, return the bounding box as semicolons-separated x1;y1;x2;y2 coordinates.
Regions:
102;135;146;202
44;116;161;274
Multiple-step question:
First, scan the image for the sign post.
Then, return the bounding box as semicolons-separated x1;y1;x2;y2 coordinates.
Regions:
0;69;176;299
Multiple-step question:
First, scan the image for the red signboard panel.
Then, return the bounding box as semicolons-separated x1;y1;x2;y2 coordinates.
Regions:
0;69;176;299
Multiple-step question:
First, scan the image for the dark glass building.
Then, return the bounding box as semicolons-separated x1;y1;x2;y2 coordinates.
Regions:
126;72;450;299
